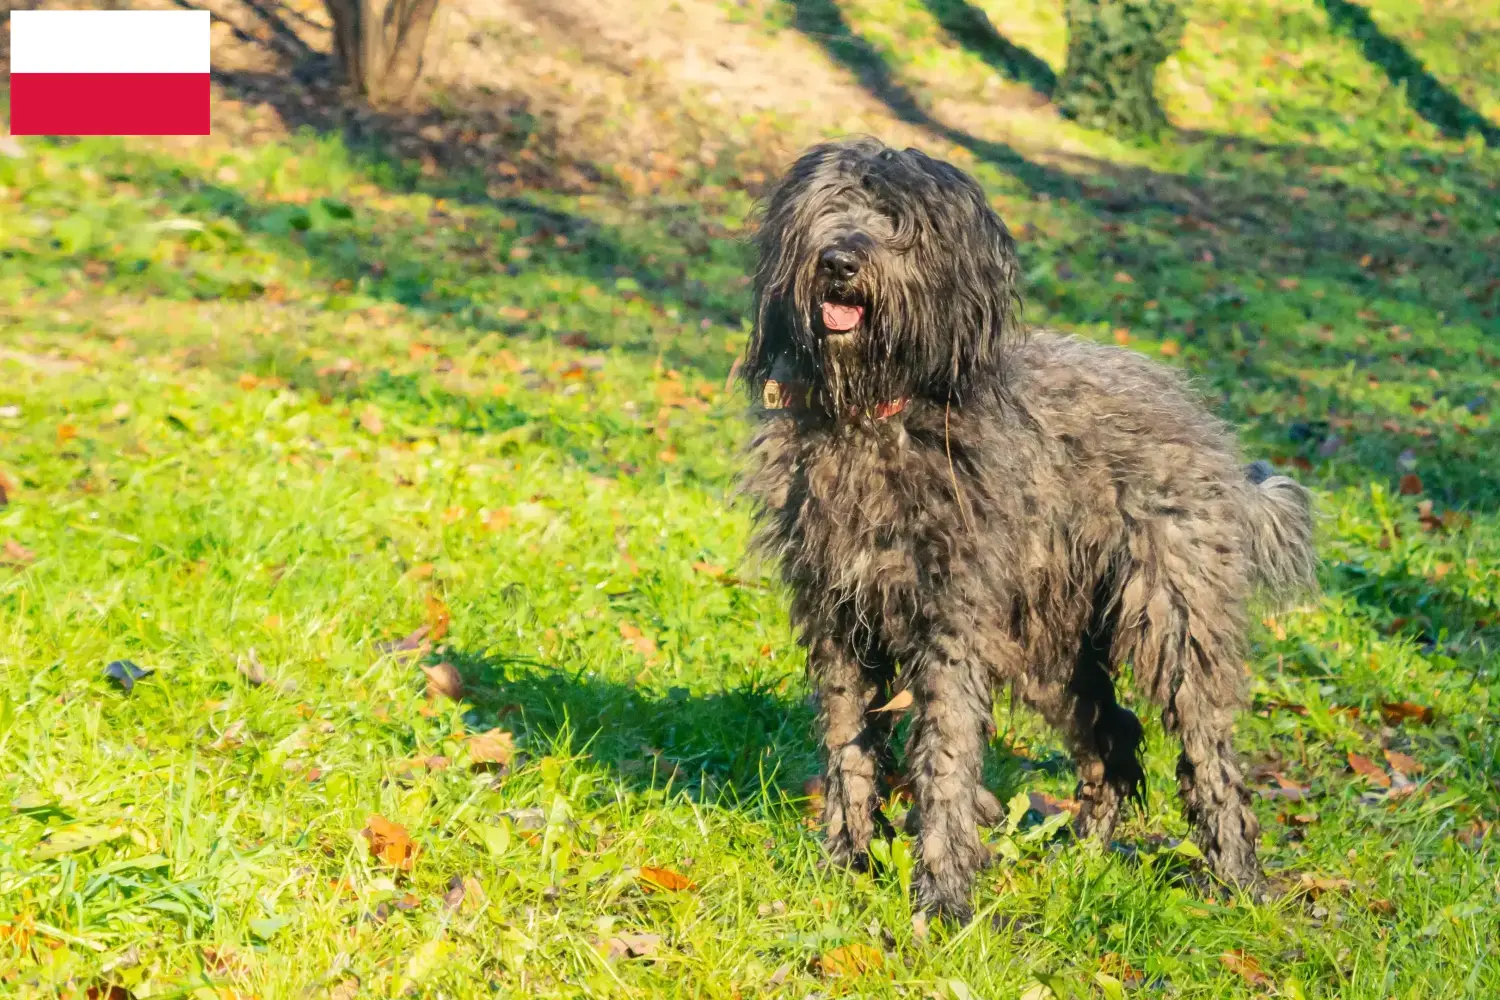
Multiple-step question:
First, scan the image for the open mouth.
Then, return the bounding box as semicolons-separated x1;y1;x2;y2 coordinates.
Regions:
819;300;865;334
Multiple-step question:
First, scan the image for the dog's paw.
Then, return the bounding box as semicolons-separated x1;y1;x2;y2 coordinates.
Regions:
824;836;871;873
974;787;1002;827
912;868;975;926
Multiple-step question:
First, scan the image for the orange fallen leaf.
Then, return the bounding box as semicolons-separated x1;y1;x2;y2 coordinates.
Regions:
819;943;884;977
359;406;384;435
1347;752;1391;788
1297;874;1353;898
1368;898;1396;916
1219;950;1270;986
1112;328;1131;345
1029;791;1079;817
871;689;913;713
1113;271;1134;285
466;729;515;770
1384;750;1423;776
638;866;697;892
2;539;36;566
1380;701;1434;726
361;815;417;870
1398;473;1423;495
802;775;826;820
422;661;464;701
1158;339;1180;358
619;622;657;657
692;561;725;577
425;595;451;642
57;422;78;444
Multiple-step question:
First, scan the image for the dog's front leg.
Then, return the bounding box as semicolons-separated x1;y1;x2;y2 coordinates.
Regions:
811;634;895;872
906;633;993;924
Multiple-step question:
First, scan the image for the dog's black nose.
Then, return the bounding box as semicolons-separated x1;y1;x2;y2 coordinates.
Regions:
819;248;861;282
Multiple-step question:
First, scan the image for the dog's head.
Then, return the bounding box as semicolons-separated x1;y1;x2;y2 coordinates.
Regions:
745;137;1022;414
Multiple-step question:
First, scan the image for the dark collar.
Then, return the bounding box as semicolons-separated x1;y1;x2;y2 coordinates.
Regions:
762;379;909;421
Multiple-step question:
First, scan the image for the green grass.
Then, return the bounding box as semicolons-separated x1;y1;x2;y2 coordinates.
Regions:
3;0;1500;996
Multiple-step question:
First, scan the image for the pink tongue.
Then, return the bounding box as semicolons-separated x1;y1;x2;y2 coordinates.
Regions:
821;302;864;331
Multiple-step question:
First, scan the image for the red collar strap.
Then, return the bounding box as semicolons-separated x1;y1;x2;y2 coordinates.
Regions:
762;379;909;421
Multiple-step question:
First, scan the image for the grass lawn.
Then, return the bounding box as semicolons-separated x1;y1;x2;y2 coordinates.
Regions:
2;0;1499;996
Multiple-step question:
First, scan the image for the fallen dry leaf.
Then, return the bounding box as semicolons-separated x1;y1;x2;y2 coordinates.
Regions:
1368;898;1396;916
603;932;662;960
1380;701;1434;726
1347;752;1392;788
802;775;826;819
1219;950;1270;986
359;406;384;435
57;422;78;445
871;688;913;713
1029;791;1080;817
422;662;464;701
1259;773;1313;801
819;943;884;978
424;595;451;642
638;866;697;892
394;755;449;781
1297;874;1353;898
619;622;658;657
236;649;268;687
104;659;152;694
1158;339;1180;358
1457;820;1493;848
466;729;515;770
692;561;725;577
2;538;36;566
211;719;248;751
378;625;430;657
1384;750;1423;776
361;815;417;871
440;873;485;913
1398;473;1423;495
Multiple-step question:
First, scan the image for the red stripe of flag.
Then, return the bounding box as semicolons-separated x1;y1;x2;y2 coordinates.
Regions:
10;74;210;136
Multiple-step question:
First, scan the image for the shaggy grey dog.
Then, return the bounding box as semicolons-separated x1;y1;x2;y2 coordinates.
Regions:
740;138;1316;922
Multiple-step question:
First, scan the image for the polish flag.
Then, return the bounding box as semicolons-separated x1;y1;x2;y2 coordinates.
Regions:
9;10;211;136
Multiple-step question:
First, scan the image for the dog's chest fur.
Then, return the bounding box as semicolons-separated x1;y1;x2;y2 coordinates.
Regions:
744;408;1002;650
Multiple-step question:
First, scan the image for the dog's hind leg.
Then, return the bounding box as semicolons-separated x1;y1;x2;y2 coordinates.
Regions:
1117;565;1265;894
1067;621;1145;844
906;631;995;923
811;633;897;872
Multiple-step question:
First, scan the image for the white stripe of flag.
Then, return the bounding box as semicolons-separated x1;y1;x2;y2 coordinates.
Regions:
9;10;211;136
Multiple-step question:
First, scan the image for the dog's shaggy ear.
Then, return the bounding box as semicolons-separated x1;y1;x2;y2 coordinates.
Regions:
895;149;1025;401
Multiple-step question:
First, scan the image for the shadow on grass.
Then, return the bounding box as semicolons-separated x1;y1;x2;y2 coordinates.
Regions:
918;0;1057;96
1316;0;1500;146
443;643;822;801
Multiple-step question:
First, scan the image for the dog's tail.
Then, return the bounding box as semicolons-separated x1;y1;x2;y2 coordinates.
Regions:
1241;460;1317;601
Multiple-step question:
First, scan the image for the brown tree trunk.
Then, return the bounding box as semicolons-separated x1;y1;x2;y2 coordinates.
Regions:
323;0;440;104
